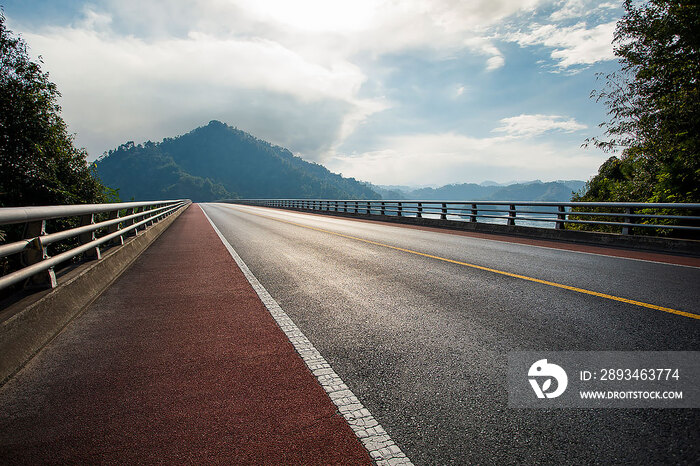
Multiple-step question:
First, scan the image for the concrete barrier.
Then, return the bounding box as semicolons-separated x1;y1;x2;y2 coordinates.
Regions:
0;203;190;385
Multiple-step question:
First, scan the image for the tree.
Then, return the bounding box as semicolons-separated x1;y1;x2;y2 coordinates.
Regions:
0;11;112;207
577;0;700;204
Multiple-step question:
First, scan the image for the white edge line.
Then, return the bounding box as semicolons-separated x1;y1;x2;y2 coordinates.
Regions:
222;203;700;270
200;204;413;466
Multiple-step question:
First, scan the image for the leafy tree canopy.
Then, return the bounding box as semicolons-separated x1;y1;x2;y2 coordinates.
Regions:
577;0;700;203
0;11;113;207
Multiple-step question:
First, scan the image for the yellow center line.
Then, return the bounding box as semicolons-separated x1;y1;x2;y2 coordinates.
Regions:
221;204;700;321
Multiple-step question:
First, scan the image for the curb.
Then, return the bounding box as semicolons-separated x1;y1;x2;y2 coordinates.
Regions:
0;204;189;385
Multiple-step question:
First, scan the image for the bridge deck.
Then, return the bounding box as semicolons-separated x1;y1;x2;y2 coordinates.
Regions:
0;204;371;464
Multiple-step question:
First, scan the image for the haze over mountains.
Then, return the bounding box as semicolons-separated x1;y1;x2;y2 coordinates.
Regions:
373;180;586;202
95;121;585;202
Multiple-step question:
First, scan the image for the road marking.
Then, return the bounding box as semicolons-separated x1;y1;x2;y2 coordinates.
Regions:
221;204;700;321
201;206;413;465
241;205;700;269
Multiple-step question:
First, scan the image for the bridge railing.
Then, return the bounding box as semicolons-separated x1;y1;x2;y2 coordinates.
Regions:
0;199;190;291
227;199;700;237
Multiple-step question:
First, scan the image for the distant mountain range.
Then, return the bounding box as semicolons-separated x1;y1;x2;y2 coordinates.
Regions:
95;120;378;202
95;120;585;203
371;180;586;202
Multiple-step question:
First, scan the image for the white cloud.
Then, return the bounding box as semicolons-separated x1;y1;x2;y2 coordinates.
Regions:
25;24;386;160
550;0;619;21
493;114;587;137
327;132;604;185
506;21;617;69
16;0;550;161
463;36;505;71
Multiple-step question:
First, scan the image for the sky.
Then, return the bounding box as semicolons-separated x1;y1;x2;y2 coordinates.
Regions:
3;0;624;186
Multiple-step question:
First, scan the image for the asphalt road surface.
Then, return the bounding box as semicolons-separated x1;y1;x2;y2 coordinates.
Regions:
201;203;700;465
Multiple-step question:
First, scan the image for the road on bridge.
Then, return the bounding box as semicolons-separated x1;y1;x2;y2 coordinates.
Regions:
202;203;700;465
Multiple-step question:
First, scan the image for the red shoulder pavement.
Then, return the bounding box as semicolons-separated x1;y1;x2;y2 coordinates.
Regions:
0;204;372;465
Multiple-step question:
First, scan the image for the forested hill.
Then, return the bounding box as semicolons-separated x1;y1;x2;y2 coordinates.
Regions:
95;120;379;202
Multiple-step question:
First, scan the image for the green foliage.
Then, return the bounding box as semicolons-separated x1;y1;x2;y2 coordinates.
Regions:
579;0;700;205
96;120;380;201
0;12;111;208
95;140;234;202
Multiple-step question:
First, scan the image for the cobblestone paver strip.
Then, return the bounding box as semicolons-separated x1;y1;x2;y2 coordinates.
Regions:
202;207;413;465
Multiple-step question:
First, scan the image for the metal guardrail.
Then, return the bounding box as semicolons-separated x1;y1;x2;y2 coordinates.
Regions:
227;199;700;236
0;200;190;291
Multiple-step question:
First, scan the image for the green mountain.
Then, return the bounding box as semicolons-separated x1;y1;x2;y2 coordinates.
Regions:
95;120;379;202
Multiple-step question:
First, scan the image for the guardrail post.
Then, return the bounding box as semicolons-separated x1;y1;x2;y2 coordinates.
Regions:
79;214;101;260
144;206;154;227
508;205;516;226
21;220;57;289
416;202;422;218
344;201;348;213
397;202;403;217
354;201;358;213
441;203;447;220
366;201;371;214
555;205;566;230
380;202;385;216
622;207;633;235
124;207;138;236
151;204;161;223
470;204;477;222
108;210;124;246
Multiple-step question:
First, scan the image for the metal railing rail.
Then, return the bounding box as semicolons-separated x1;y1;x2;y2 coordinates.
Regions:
0;199;190;291
226;199;700;236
